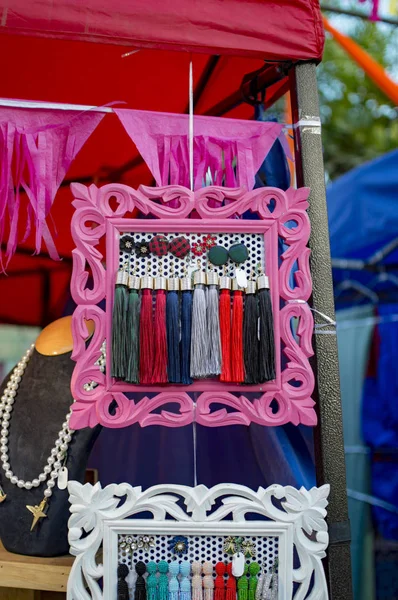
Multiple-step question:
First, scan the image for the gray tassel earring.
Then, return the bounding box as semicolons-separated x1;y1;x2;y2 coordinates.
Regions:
206;269;222;376
190;263;208;379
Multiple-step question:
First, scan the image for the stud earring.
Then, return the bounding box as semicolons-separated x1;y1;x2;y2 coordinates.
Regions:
208;244;228;266
228;243;248;265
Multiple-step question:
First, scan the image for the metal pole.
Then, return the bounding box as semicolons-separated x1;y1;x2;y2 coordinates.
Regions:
289;62;353;600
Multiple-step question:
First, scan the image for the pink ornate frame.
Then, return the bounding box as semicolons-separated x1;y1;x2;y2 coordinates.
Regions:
70;183;315;430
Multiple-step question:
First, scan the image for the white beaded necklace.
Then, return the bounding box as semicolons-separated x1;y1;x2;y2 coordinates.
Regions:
0;342;106;530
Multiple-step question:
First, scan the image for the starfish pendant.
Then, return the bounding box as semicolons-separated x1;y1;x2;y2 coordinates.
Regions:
0;487;6;503
26;498;48;531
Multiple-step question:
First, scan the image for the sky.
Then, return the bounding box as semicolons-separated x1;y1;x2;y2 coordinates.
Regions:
327;0;398;79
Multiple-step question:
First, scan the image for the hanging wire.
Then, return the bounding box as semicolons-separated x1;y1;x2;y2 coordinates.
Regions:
189;59;194;192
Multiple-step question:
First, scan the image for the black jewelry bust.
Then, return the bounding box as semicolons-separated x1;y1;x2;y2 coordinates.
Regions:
0;348;101;557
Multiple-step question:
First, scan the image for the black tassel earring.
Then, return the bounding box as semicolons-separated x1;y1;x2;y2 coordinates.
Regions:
257;272;276;382
135;562;147;600
243;276;260;384
117;564;130;600
111;263;129;380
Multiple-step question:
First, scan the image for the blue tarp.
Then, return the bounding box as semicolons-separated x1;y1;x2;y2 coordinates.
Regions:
327;150;398;548
328;149;398;264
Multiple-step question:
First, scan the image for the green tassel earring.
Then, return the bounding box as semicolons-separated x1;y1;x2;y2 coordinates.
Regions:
237;565;249;600
111;263;129;379
125;271;140;383
147;562;158;600
248;563;260;600
158;561;169;600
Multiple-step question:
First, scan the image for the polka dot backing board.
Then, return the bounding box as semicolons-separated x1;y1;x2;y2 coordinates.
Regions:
119;232;266;279
117;532;279;574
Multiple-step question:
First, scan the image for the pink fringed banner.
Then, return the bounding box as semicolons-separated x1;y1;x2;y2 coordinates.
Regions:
0;107;105;268
358;0;380;21
114;109;285;191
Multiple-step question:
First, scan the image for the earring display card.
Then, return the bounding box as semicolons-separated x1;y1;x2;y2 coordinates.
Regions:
118;232;264;279
117;532;278;573
67;481;330;600
70;183;315;430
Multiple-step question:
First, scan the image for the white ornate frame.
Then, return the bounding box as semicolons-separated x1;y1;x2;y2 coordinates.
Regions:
67;481;330;600
70;183;315;430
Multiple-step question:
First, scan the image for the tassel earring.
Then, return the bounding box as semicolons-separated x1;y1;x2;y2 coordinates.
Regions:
111;264;129;380
153;271;168;383
260;569;272;600
139;270;155;384
134;562;147;600
192;562;203;600
180;561;192;600
243;278;260;384
225;564;236;600
237;566;249;600
248;563;260;600
147;562;158;600
214;562;226;600
203;562;214;600
269;560;278;600
190;265;208;379
167;272;181;383
117;564;130;600
206;269;222;376
231;278;245;383
180;270;193;385
158;561;169;600
169;561;180;600
270;577;278;600
255;565;265;600
126;568;137;600
219;271;232;382
257;272;276;382
126;271;141;383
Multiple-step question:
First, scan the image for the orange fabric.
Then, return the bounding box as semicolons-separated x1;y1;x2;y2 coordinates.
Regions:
323;16;398;105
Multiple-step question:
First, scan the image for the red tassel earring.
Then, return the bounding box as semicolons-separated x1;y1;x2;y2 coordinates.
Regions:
214;563;226;600
219;270;232;382
225;564;236;600
231;278;245;383
139;270;154;384
152;270;168;384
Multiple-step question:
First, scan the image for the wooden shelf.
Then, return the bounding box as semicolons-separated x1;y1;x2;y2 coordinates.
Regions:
0;541;74;599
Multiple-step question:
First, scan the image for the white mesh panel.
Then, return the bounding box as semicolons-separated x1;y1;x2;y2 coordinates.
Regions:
119;232;265;278
117;533;279;575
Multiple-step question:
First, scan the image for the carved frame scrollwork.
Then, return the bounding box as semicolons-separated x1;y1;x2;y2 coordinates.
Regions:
70;183;315;430
67;481;330;600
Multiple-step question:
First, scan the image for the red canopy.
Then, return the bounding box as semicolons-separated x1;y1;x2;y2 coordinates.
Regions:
0;1;324;326
1;0;324;61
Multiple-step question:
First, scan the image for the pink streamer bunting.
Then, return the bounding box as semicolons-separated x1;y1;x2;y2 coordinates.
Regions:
114;109;284;191
0;107;105;268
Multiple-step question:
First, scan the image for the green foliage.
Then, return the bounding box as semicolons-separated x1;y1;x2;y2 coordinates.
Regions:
317;18;398;181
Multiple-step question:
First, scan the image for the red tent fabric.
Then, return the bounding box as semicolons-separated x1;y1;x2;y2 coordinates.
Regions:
0;1;324;326
0;0;324;61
